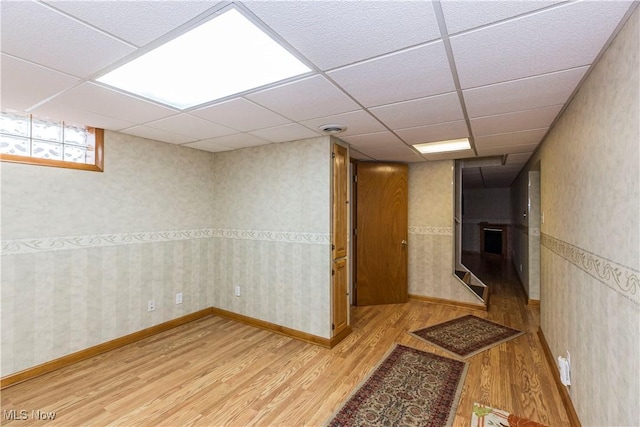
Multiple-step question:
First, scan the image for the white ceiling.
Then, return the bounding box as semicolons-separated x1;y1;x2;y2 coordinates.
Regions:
1;0;635;188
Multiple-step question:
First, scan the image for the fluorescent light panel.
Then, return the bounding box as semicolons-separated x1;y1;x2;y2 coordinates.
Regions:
413;138;471;154
97;8;311;109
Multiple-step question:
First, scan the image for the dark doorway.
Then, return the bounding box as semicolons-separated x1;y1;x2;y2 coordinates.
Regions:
484;228;502;255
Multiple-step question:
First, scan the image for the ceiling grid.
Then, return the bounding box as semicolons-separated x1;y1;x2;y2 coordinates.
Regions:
1;0;636;187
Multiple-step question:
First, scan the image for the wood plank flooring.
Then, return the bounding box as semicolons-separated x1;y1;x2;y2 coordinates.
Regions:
1;255;570;426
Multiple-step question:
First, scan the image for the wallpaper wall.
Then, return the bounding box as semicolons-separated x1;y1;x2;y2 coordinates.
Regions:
1;131;216;376
516;8;639;425
510;170;541;300
408;161;482;305
211;136;333;338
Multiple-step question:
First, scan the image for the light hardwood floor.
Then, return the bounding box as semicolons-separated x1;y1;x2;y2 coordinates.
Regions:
1;255;570;426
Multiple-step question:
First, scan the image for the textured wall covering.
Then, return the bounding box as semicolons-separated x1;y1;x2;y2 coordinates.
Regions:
510;170;541;300
1;132;337;375
2;131;215;239
1;131;216;376
527;171;540;300
213;136;330;232
408;161;481;304
212;136;333;338
1;238;214;375
516;8;639;425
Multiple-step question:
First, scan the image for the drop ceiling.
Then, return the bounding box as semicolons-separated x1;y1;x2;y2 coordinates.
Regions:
1;0;635;188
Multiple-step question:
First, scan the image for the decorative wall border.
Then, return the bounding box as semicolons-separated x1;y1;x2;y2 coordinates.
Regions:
408;226;453;236
1;229;215;256
211;229;330;245
2;228;331;256
541;233;639;305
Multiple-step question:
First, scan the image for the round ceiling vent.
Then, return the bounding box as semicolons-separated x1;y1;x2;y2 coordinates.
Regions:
318;124;347;134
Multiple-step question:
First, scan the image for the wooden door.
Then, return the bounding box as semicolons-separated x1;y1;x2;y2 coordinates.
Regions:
331;142;349;336
355;162;408;306
332;258;348;334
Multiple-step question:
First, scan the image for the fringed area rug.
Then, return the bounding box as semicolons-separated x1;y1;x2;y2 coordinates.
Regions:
410;315;525;359
325;344;467;427
471;402;548;427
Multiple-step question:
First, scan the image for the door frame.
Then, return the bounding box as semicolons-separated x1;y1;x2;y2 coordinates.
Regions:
330;138;352;335
350;158;358;305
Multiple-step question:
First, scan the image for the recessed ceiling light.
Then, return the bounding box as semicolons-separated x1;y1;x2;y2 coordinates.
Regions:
413;138;471;154
318;124;347;134
96;7;311;109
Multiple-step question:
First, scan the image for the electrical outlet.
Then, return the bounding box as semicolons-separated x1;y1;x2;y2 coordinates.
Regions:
147;299;155;312
234;286;241;297
176;293;183;304
558;350;571;386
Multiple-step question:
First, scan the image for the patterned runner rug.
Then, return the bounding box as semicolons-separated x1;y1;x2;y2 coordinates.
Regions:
325;344;467;427
471;402;548;426
410;315;524;359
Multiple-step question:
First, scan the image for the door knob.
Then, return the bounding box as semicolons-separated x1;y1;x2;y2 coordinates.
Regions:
401;240;408;246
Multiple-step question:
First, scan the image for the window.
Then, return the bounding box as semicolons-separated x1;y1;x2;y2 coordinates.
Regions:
0;111;104;172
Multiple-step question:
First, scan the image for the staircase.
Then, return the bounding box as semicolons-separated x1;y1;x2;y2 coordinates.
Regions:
455;269;490;305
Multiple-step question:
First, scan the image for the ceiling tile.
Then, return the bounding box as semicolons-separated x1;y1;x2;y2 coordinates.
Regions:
31;103;137;131
43;1;219;47
246;75;359;121
145;114;236;140
327;42;455;107
461;156;504;168
462;167;482;177
356;138;410;152
451;1;633;88
249;123;319;143
120;125;196;145
341;131;406;151
395;120;468;145
464;67;588;118
441;1;565;34
2;1;630;166
182;139;234;153
0;1;135;77
364;145;425;163
477;143;539;157
375;152;425;163
193;133;270;150
37;83;177;124
505;152;534;165
244;1;440;70
192;98;290;132
481;165;523;178
301;110;386;137
475;128;548;149
470;105;562;137
349;149;375;161
1;54;80;111
369;92;463;130
422;149;476;161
